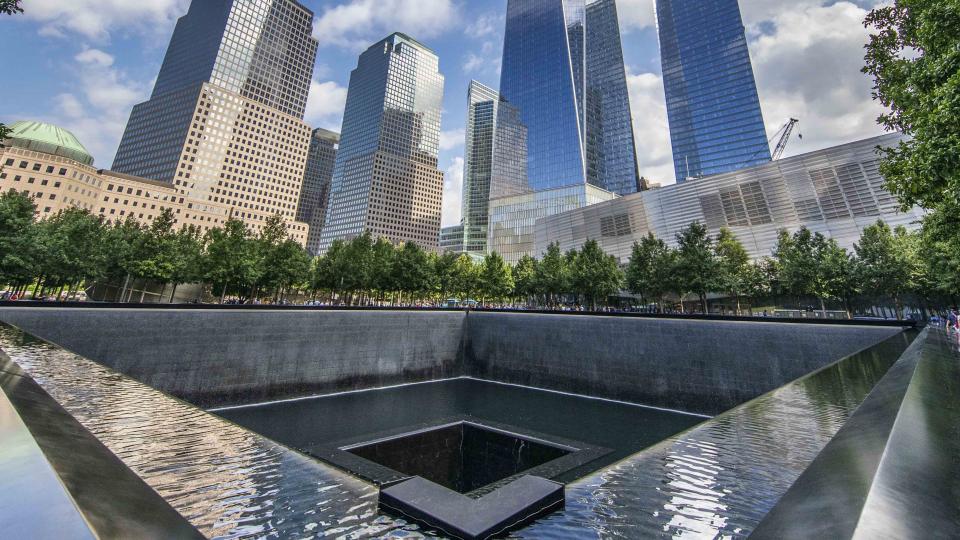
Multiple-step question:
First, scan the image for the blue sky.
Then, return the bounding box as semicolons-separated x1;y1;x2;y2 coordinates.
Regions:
1;0;890;226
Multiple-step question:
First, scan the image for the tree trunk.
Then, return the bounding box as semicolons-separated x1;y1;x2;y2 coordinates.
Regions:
700;293;708;314
819;296;827;318
159;283;167;304
220;283;228;304
169;283;178;304
119;274;130;303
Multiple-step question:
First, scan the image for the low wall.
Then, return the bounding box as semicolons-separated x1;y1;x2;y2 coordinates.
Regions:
0;308;466;408
464;312;904;414
0;307;903;414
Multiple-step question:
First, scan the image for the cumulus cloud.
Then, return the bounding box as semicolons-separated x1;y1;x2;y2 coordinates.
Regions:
440;129;465;151
305;79;349;131
615;0;657;32
23;0;187;40
313;0;459;50
442;157;464;227
625;1;889;184
462;40;501;76
52;49;151;166
627;72;675;183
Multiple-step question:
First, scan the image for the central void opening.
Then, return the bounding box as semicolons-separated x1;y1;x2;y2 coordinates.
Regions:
215;379;705;486
345;422;572;493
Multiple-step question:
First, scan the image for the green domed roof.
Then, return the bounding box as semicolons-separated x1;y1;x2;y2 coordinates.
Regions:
4;121;94;166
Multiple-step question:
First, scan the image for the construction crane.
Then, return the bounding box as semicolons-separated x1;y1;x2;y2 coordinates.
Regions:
739;118;802;169
770;118;801;160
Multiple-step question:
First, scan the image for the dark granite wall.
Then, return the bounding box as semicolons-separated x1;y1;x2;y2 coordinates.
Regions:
0;308;902;414
0;308;466;408
463;312;904;414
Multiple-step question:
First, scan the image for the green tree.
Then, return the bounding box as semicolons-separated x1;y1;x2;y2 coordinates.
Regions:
394;242;433;303
203;218;258;303
479;251;514;303
820;239;859;317
625;233;671;309
129;208;178;302
675;222;719;313
773;228;818;309
535;242;569;306
854;220;916;318
432;251;461;302
37;208;106;299
0;190;38;291
100;217;146;302
168;225;203;303
714;228;751;314
371;237;397;302
512;255;538;304
449;254;480;301
0;0;22;16
863;1;960;213
571;240;623;310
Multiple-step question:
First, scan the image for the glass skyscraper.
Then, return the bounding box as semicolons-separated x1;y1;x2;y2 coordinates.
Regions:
586;0;643;195
112;0;318;244
489;0;637;261
656;0;771;182
460;81;527;256
317;33;445;253
299;128;340;255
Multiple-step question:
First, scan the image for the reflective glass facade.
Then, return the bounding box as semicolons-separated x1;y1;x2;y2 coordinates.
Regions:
535;134;923;262
114;0;317;181
501;0;587;191
318;34;445;253
656;0;771;182
586;0;642;195
461;81;528;256
112;0;317;245
300;128;340;255
489;183;617;263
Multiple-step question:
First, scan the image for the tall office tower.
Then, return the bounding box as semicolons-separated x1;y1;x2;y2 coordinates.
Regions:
586;0;643;195
490;0;634;261
500;0;587;192
299;128;340;255
460;81;527;255
317;33;445;253
656;0;771;183
112;0;318;243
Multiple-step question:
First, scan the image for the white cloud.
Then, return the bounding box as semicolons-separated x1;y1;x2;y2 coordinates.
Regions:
442;157;464;227
462;40;501;75
615;0;657;32
750;2;888;158
465;13;501;39
439;128;465;151
50;49;151;166
313;0;459;50
23;0;188;40
627;72;675;184
305;79;348;131
626;1;889;184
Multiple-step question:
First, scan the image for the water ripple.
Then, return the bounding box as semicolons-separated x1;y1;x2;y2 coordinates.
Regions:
0;327;428;539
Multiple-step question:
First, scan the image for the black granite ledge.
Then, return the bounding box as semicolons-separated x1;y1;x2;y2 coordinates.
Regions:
0;350;204;540
380;475;565;540
750;328;960;539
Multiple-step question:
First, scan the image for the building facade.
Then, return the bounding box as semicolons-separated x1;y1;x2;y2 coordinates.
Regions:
439;224;465;253
534;134;924;262
488;0;639;261
318;33;445;253
490;183;618;263
112;0;318;245
585;0;642;195
459;81;527;256
1;122;219;227
656;0;771;182
299;128;340;255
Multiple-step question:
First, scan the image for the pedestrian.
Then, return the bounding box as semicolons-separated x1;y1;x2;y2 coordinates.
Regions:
948;308;959;333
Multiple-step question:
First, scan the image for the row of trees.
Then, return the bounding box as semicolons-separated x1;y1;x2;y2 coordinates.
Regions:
625;221;943;318
0;191;312;303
